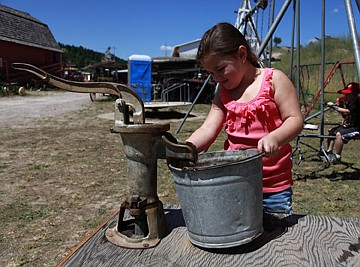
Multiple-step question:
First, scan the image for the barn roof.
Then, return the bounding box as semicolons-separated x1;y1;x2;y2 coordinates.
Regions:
0;5;62;53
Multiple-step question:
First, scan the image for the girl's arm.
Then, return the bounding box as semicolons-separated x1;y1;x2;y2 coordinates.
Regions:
186;93;226;152
258;69;304;157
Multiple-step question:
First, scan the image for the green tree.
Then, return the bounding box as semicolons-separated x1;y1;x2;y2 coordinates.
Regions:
273;36;282;47
58;43;126;68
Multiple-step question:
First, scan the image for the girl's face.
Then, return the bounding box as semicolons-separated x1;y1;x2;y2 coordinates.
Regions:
200;46;246;90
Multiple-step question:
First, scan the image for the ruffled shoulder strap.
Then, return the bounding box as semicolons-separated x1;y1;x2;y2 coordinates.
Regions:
262;68;274;93
220;68;274;106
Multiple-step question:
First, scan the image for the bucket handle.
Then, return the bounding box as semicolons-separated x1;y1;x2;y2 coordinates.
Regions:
221;148;264;166
235;149;265;163
238;146;265;159
178;148;264;171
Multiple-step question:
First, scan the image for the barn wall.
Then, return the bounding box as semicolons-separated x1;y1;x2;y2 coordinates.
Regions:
0;40;62;82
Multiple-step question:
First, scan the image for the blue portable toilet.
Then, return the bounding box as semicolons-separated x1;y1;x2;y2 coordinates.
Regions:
128;54;152;102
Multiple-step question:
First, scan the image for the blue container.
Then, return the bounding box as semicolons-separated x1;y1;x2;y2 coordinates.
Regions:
128;54;152;102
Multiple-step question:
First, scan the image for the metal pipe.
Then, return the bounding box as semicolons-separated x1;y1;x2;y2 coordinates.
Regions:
320;0;326;150
268;0;276;67
344;0;360;82
248;16;268;65
304;105;332;122
298;134;336;139
296;0;301;99
257;0;293;57
289;0;296;80
176;75;212;134
355;0;360;12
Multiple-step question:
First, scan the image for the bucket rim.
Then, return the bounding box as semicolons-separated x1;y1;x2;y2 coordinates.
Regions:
169;150;264;172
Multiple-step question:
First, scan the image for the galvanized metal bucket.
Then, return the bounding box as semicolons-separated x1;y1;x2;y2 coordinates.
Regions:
169;149;263;248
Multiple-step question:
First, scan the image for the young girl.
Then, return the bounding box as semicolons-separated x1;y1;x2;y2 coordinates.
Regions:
187;22;304;215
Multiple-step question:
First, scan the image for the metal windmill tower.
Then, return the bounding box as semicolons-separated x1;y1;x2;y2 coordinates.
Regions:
234;0;271;65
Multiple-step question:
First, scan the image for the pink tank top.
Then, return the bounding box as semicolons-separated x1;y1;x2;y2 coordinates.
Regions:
220;68;293;193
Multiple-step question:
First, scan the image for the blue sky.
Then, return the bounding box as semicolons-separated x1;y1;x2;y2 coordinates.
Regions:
1;0;359;59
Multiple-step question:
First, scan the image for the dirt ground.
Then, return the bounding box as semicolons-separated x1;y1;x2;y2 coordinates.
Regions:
1;90;359;267
0;91;131;266
0;91;201;267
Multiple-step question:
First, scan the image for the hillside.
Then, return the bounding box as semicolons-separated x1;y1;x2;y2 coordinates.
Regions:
272;36;358;108
273;37;357;69
59;43;127;69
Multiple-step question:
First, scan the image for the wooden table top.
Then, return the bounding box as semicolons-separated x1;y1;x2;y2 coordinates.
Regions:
57;204;360;267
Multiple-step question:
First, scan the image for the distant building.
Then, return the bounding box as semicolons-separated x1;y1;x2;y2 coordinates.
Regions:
170;39;201;59
0;4;63;84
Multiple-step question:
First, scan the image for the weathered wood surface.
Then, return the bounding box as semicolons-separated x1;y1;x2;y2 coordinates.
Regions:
58;204;360;267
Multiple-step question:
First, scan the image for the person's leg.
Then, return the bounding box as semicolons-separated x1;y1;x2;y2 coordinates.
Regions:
263;187;292;215
327;139;334;153
326;127;336;153
328;126;351;163
334;132;344;156
329;131;344;163
332;127;358;163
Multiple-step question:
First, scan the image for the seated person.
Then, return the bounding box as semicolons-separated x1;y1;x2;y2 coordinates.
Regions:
326;82;360;164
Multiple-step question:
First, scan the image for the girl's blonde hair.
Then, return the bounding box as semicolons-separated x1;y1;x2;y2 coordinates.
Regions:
197;22;260;67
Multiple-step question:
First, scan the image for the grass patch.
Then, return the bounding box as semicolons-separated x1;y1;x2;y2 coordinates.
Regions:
0;202;54;226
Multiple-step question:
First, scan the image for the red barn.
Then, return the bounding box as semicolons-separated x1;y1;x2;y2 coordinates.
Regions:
0;4;63;84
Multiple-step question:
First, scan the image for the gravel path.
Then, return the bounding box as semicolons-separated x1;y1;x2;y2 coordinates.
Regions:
0;91;93;127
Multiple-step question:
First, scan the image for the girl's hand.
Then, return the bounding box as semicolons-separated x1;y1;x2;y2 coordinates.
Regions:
257;134;279;158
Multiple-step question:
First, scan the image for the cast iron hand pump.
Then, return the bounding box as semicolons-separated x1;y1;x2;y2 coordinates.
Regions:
12;63;197;248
